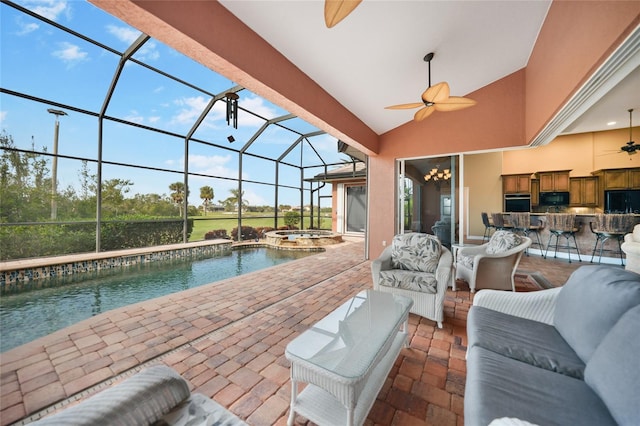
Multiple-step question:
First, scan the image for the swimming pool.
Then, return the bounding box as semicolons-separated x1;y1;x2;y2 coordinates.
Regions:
0;247;314;352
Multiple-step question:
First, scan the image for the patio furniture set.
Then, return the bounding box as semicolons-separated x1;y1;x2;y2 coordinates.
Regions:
29;228;639;426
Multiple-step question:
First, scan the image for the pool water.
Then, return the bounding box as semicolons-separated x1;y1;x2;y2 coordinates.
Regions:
0;248;314;352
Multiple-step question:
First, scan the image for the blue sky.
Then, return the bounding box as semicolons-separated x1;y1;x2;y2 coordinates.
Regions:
0;0;347;207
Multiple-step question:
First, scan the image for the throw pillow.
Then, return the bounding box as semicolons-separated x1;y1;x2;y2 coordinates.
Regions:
584;305;640;425
486;231;522;254
391;233;441;273
554;265;640;363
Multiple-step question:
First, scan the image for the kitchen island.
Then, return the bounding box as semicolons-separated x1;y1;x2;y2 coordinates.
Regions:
501;213;638;263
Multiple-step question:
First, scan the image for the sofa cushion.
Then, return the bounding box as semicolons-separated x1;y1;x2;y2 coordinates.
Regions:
391;233;441;273
464;347;617;426
378;269;437;293
467;306;585;379
486;231;522;255
553;265;640;363
33;365;190;426
584;305;640;425
153;393;248;426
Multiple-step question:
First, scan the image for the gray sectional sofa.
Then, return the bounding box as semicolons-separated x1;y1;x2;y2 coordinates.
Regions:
464;265;640;426
32;365;247;426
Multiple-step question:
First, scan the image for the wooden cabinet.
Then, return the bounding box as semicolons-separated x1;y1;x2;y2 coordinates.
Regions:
569;177;598;206
537;170;571;192
593;168;640;190
531;179;539;206
502;174;531;194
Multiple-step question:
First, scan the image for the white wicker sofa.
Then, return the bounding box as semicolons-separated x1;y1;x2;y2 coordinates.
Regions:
371;233;452;328
464;265;640;426
32;365;247;426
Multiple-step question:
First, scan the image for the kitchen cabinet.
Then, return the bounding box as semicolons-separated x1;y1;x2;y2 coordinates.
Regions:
502;174;531;194
569;177;598;206
537;170;571;192
592;168;640;190
531;179;539;206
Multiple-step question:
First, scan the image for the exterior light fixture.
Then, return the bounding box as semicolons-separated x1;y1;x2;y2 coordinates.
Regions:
47;108;68;220
225;92;239;129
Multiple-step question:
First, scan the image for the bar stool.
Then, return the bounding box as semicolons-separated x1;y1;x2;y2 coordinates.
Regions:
510;212;544;256
481;212;496;243
491;213;511;231
589;213;635;265
545;213;582;263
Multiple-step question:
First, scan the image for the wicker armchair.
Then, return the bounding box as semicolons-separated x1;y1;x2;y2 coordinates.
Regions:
371;233;452;328
455;231;532;293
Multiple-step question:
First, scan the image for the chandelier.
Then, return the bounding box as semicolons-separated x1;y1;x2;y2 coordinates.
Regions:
424;165;451;191
424;166;451;183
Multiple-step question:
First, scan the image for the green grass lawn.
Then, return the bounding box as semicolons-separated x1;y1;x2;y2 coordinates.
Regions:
189;213;332;241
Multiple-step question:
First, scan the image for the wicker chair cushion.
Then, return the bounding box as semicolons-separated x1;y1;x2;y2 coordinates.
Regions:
391;233;441;273
485;231;523;255
378;269;438;294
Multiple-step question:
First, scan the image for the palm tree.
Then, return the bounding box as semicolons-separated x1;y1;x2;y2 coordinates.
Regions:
224;188;248;212
169;182;188;216
200;186;214;215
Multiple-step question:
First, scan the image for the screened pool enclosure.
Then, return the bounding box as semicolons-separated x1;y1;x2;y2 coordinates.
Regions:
0;0;364;260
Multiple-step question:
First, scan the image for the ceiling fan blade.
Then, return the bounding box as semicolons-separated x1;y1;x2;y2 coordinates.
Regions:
324;0;362;28
385;102;424;110
414;106;435;121
434;96;477;112
422;82;450;103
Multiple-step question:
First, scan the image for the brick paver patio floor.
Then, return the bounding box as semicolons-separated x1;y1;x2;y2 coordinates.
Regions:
0;237;581;426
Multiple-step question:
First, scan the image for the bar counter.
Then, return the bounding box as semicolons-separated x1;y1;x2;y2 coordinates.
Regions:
501;213;639;263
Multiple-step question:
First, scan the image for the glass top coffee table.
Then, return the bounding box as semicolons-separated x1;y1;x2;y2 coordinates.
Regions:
285;289;413;426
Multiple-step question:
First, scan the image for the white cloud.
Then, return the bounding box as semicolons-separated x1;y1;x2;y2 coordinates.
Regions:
106;25;159;61
124;111;144;124
0;111;7;125
15;18;39;36
187;153;238;179
52;41;88;66
27;0;68;21
148;116;161;123
237;95;278;127
172;96;214;126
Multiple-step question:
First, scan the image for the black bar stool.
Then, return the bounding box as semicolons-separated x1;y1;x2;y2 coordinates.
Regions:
545;213;582;263
589;213;635;265
481;212;496;243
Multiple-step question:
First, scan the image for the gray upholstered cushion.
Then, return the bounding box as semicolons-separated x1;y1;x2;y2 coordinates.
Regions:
553;265;640;363
467;306;585;379
464;347;617;426
378;269;437;293
391;233;441;273
584;305;640;425
153;393;248;426
485;231;522;254
33;365;190;426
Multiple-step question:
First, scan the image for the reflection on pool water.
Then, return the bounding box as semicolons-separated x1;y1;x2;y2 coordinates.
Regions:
0;247;314;352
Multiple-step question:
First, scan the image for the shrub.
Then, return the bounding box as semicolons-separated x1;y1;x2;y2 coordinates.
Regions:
231;226;258;241
254;227;275;238
204;229;229;240
284;211;301;228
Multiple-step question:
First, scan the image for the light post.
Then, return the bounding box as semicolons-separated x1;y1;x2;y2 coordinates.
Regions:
47;108;67;220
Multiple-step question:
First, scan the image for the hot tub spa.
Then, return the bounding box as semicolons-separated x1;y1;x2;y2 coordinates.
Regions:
265;230;343;248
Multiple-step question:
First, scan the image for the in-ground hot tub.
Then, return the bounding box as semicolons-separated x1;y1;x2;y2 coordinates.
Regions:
265;230;343;248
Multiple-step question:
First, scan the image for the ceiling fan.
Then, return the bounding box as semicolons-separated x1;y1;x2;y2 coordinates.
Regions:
324;0;362;28
385;52;477;122
620;109;637;155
